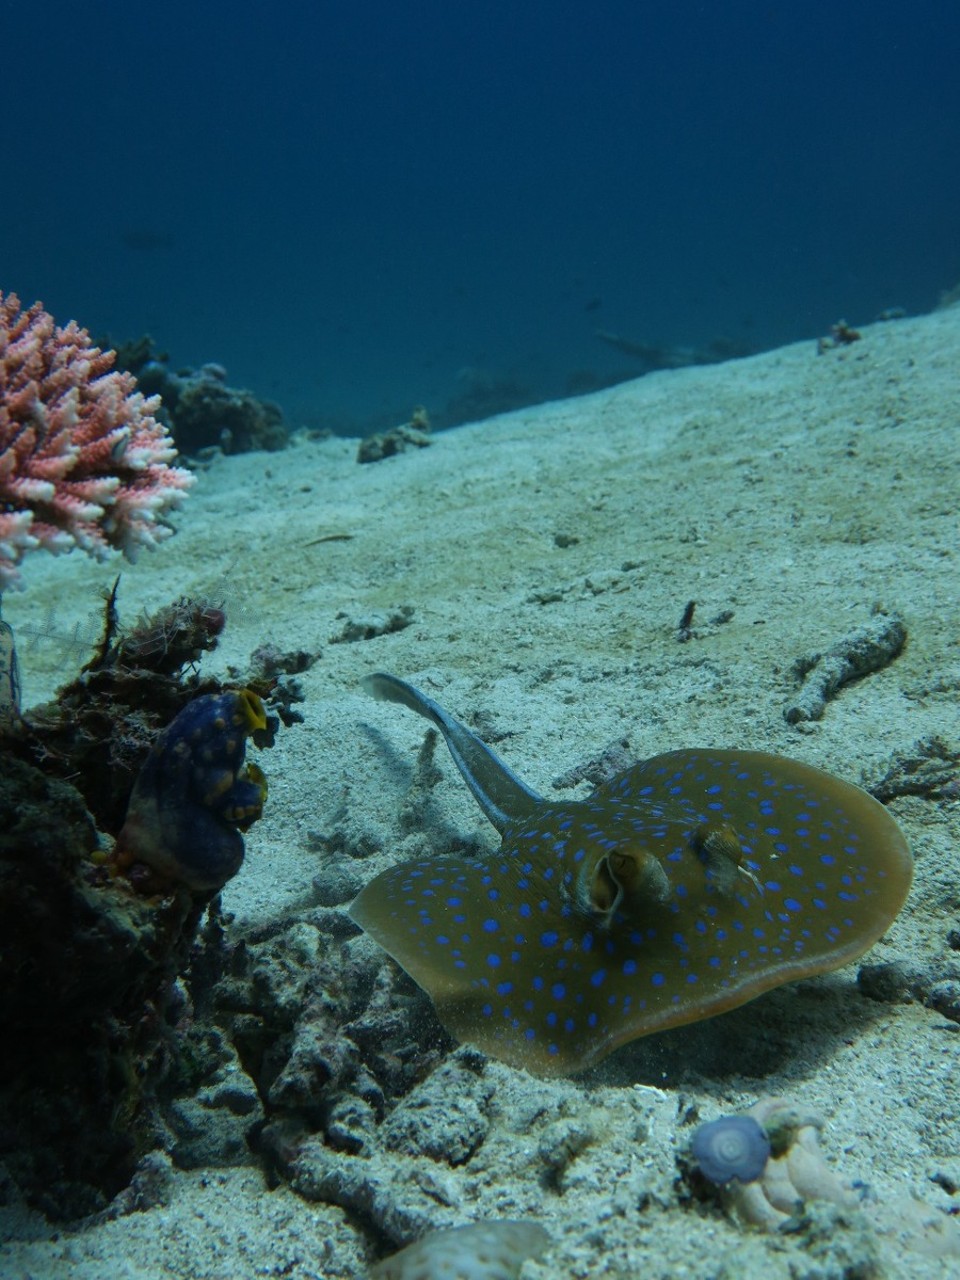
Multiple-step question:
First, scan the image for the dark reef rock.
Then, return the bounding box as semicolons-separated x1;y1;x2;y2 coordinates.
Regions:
135;356;288;454
209;910;452;1181
0;595;278;1221
357;407;431;464
0;753;206;1217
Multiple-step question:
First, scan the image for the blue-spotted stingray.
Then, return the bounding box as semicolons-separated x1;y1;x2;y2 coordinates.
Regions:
349;674;912;1076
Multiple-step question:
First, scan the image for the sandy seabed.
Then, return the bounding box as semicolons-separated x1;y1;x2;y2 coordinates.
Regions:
1;306;959;1278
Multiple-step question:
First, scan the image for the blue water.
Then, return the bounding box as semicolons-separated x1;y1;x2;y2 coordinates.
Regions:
2;1;958;434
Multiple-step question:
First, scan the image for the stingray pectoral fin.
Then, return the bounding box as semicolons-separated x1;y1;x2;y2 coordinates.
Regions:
347;856;493;1007
346;851;581;1075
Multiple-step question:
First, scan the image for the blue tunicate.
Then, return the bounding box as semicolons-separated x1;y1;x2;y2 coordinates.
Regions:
117;689;268;892
691;1114;771;1185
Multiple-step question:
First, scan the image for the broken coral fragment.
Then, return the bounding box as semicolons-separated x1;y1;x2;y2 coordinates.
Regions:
712;1098;857;1229
370;1219;550;1280
783;611;906;724
693;1097;960;1259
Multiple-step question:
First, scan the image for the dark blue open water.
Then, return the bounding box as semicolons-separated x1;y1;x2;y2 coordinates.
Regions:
2;0;958;432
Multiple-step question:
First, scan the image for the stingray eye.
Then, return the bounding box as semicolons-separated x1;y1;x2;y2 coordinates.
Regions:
589;853;623;918
691;822;759;897
608;849;635;884
588;847;670;924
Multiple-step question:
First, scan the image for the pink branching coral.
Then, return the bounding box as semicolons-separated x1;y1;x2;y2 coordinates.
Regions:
0;291;195;591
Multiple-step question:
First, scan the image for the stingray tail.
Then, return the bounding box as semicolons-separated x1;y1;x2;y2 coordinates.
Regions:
362;672;543;833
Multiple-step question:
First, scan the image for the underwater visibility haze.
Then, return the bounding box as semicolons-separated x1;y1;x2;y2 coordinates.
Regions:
1;0;959;432
2;1;960;1276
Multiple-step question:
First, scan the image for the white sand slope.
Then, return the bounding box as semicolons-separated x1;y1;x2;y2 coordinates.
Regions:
2;307;958;1278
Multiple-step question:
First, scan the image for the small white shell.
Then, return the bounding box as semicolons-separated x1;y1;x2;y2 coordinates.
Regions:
370;1219;550;1280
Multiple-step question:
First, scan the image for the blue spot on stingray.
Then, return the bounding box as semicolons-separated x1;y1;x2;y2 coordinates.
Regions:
487;953;501;968
552;982;566;999
541;930;559;947
436;934;450;945
590;969;606;987
820;853;836;865
651;972;665;987
784;898;801;912
497;981;514;996
483;918;499;933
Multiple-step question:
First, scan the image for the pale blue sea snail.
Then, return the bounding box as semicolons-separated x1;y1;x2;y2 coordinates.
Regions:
116;689;268;892
691;1114;772;1186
